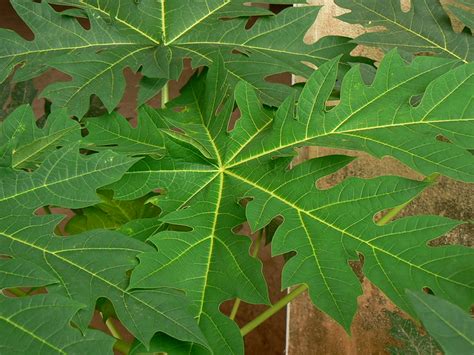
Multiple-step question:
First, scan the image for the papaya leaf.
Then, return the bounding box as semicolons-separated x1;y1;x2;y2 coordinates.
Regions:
82;106;165;156
386;311;441;355
335;0;474;62
1;0;362;117
0;145;208;348
0;105;80;169
106;56;473;353
65;190;160;235
0;294;114;354
407;290;474;355
229;51;474;182
449;0;474;31
0;258;57;289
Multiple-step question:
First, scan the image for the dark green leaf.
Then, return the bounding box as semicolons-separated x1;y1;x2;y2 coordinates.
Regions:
407;290;474;355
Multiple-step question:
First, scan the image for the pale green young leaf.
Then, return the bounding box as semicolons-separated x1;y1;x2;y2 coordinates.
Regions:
407;291;474;355
0;294;114;354
65;190;160;235
335;0;473;62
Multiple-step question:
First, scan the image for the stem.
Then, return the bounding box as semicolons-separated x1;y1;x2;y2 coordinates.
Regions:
229;299;241;320
102;314;131;354
113;339;132;355
230;231;263;320
161;82;169;108
104;317;123;340
240;284;308;336
43;206;52;215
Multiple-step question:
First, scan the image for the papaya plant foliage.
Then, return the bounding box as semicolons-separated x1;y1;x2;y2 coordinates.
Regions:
0;1;473;354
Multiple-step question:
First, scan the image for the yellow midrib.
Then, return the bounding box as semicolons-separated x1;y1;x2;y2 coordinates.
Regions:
224;169;472;291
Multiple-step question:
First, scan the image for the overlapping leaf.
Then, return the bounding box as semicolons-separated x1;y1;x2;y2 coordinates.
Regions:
1;0;361;117
112;63;270;354
107;56;473;352
0;294;114;354
335;0;473;62
0;140;208;348
82;106;165;156
407;290;474;355
0;105;80;169
0;258;57;289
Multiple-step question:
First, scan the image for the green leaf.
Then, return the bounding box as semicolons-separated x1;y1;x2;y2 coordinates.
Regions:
0;1;143;83
232;157;472;329
0;144;208;348
228;51;474;182
335;0;473;62
0;294;114;354
0;145;138;212
1;1;361;116
108;59;473;351
112;64;269;355
449;0;474;31
0;105;80;169
0;258;57;289
82;106;165;156
407;291;474;355
65;190;160;235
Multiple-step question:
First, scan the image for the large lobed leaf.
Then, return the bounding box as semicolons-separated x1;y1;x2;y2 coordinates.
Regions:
336;0;474;62
0;0;362;117
0;138;208;349
0;294;114;354
228;51;474;182
107;54;473;353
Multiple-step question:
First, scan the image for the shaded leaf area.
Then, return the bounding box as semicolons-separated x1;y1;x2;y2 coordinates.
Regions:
407;290;474;355
0;77;36;120
0;294;114;355
449;0;474;31
0;0;363;117
0;129;209;349
386;311;441;355
104;55;474;353
336;0;473;62
65;190;160;238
